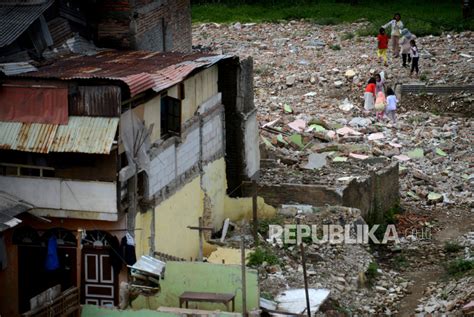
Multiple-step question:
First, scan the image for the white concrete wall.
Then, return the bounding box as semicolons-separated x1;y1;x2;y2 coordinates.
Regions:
243;111;260;178
202;112;224;162
147;103;225;199
0;176;117;214
176;127;201;175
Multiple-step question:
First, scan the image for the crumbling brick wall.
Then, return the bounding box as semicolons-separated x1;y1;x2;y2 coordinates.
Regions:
98;0;192;52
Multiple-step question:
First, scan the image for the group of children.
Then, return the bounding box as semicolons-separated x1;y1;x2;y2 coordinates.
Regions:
377;13;419;77
364;73;398;123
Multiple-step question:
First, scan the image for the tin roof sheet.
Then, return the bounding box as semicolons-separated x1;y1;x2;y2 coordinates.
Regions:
0;116;119;154
50;117;119;154
0;0;54;47
0;191;33;232
15;51;233;96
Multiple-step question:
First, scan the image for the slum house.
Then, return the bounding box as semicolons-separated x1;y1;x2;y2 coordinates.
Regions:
0;48;259;316
0;0;192;64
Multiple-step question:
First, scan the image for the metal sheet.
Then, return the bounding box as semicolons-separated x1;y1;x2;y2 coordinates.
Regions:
0;0;54;48
16;51;232;97
69;86;121;117
0;121;57;153
0;191;33;232
0;83;68;124
50;117;119;154
0;116;119;154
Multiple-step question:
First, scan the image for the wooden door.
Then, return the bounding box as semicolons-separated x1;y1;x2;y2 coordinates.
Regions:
81;248;117;306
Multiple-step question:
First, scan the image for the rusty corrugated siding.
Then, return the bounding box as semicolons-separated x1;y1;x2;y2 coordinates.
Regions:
69;86;121;117
0;117;118;154
0;121;57;153
50;117;119;154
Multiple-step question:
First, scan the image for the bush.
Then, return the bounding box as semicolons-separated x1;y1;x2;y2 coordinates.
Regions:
247;246;281;267
341;32;355;41
366;261;379;281
444;242;462;253
447;258;474;276
330;44;341;50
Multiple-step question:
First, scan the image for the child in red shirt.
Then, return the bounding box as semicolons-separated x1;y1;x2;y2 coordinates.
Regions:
364;77;376;111
377;28;389;66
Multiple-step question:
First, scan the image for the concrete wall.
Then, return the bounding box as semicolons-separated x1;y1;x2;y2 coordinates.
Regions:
0;176;117;220
147;104;224;200
132;262;259;313
152;177;203;260
82;306;175;317
242;111;260;178
244;162;399;223
343;162;400;223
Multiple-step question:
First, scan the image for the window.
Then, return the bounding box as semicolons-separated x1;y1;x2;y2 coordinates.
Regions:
160;96;181;137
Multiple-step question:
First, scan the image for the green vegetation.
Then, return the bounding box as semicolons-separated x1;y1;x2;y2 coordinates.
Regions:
256;215;285;236
260;291;274;300
366;261;379;284
392;254;408;269
446;258;474;277
329;44;341;50
444;241;463;254
192;0;474;36
247;246;281;267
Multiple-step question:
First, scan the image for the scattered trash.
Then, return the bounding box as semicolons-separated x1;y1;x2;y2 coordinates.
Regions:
336;126;362;136
368;132;385;141
304;153;329;170
406;148;424;159
275;289;330;315
350;153;369;160
289;134;304;149
435;148;448;157
284;104;293;113
333;156;348;162
339;98;354;112
393;154;411;162
288;119;307;132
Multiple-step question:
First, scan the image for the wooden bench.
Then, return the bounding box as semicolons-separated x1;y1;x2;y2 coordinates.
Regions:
178;291;235;312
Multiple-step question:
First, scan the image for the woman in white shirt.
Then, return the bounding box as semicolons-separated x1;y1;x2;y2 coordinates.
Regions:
383;13;404;58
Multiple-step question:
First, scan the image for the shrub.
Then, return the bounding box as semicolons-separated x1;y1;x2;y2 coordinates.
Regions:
447;258;474;276
247;246;281;267
444;242;462;253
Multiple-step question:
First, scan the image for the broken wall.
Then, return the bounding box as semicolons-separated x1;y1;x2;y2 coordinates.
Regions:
132;261;259;312
243;162;399;223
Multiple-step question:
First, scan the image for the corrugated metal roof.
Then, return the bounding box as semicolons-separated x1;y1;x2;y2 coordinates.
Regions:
0;121;57;153
0;191;33;232
0;116;119;154
0;62;37;75
15;50;233;96
50;117;119;154
0;0;54;48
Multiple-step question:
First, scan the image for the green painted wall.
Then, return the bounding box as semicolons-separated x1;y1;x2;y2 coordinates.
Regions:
81;305;175;317
132;262;259;312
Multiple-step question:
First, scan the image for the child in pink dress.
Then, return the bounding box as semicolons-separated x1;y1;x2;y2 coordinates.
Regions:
374;91;387;121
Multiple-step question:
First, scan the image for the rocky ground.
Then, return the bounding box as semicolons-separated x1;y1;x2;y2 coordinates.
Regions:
194;21;474;316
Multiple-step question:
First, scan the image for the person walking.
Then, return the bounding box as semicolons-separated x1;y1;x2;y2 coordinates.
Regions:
383;13;404;58
364;77;377;111
385;87;398;123
377;28;389;66
400;29;417;68
410;39;420;77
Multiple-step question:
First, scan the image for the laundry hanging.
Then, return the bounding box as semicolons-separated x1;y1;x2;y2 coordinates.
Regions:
45;235;60;271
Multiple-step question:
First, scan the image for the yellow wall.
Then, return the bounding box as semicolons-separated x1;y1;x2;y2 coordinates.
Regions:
135;158;276;260
201;158;227;228
181;65;218;123
140;177;204;260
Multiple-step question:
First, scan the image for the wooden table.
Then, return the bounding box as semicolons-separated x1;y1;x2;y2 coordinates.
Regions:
179;291;235;311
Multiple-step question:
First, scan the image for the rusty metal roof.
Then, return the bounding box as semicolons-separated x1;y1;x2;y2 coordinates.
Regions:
50;117;119;154
15;51;232;96
0;121;57;153
0;116;119;154
0;0;54;48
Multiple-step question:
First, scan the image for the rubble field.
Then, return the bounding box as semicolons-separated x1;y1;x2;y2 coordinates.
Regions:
194;21;473;315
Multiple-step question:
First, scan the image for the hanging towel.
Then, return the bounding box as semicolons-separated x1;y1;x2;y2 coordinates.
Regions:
45;235;60;271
